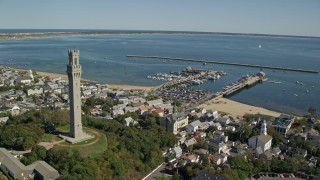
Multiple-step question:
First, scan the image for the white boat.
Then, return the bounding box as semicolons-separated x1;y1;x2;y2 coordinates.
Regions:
294;94;298;97
259;45;262;49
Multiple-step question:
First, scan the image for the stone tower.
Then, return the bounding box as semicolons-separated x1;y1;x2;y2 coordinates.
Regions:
67;49;83;138
64;50;93;143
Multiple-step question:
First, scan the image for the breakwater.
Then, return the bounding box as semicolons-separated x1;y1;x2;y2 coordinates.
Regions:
126;55;319;74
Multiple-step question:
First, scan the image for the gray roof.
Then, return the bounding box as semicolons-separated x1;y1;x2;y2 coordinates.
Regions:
271;147;281;154
256;146;263;155
257;134;272;144
31;161;59;179
173;146;182;154
169;112;187;122
0;148;59;179
189;120;202;127
0;148;26;176
264;150;273;158
184;138;197;147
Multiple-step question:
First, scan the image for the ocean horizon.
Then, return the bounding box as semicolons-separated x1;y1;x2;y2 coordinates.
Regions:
0;29;319;116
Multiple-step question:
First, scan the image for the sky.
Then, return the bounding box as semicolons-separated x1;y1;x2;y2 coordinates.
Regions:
0;0;319;37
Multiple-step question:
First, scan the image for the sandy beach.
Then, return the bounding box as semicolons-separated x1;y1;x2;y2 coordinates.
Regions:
198;97;282;118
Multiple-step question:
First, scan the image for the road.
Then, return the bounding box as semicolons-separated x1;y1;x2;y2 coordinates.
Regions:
143;164;172;180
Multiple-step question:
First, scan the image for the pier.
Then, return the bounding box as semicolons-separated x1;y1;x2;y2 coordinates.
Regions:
126;55;319;74
218;72;266;97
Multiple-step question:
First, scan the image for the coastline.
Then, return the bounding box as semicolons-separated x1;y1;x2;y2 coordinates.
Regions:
7;66;284;117
198;96;282;118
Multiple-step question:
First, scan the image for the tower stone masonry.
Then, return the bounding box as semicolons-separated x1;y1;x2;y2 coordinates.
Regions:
67;49;83;138
60;49;93;144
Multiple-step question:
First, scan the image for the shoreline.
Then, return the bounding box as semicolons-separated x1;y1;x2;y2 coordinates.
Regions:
8;67;156;91
198;97;282;118
5;66;286;117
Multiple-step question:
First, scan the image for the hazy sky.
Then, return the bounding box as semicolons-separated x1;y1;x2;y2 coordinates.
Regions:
0;0;319;36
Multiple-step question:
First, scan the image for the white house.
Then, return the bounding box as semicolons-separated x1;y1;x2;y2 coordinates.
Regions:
172;146;183;158
186;120;202;134
123;117;136;126
146;98;163;107
112;109;125;118
27;88;43;96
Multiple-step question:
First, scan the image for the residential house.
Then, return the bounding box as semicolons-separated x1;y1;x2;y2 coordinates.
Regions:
111;109;124;118
263;150;273;160
295;133;307;141
124;106;139;113
194;149;209;156
216;116;230;126
118;97;129;105
146;98;163;107
0;104;20;116
15;76;32;85
137;105;151;115
152;108;164;117
94;91;108;99
123;117;136;126
209;154;221;165
186;120;202;134
208;139;228;154
306;128;319;139
185;154;199;163
27;88;43;96
82;89;92;97
204;109;219;121
172;146;183;158
183;138;197;149
271;147;281;157
212;122;222;130
0;117;9;123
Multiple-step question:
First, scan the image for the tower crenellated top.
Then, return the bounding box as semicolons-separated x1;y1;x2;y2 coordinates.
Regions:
68;49;80;66
68;49;80;56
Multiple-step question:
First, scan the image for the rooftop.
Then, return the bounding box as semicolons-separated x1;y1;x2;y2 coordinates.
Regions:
272;114;294;128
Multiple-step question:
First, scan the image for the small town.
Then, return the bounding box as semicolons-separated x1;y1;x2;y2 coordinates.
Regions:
0;63;319;180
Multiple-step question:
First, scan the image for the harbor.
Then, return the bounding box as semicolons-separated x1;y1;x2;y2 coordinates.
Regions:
147;67;268;109
127;55;319;74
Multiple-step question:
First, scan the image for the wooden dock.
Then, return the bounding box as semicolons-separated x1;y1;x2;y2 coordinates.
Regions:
222;76;262;97
126;55;319;74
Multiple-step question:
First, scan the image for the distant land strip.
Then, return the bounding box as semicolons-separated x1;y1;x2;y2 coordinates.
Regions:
126;55;319;74
1;30;320;41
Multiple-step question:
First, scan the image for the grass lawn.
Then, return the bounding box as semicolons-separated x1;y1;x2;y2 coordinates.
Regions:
41;133;54;142
56;125;70;132
57;128;107;158
41;133;64;142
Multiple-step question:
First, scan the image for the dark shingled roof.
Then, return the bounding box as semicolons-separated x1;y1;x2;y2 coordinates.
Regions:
194;170;227;180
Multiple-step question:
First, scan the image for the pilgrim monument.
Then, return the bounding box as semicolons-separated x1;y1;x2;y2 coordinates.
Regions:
63;49;93;143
